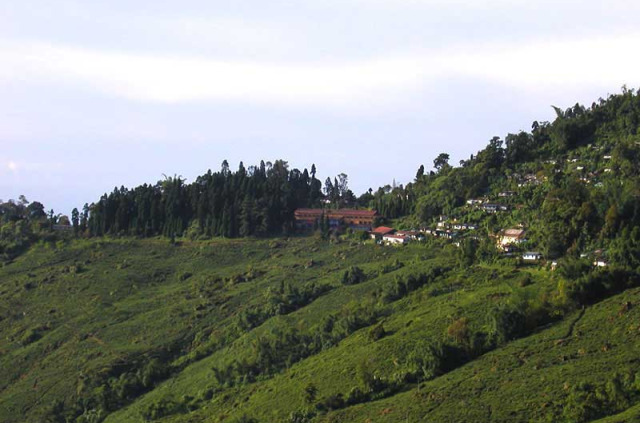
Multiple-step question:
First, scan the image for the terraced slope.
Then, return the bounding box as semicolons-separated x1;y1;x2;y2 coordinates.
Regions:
1;237;638;423
316;287;640;423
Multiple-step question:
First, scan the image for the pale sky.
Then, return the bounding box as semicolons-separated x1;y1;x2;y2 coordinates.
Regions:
2;1;639;214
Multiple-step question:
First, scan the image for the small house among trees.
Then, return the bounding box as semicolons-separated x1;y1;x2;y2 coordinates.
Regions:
498;229;526;248
522;251;542;261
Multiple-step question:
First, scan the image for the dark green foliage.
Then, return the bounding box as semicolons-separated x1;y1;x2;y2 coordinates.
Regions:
318;393;345;411
142;397;184;420
303;383;318;404
233;414;259;423
486;306;527;347
19;328;41;346
402;340;454;382
0;199;47;261
378;258;404;275
380;265;448;303
565;267;639;306
562;370;640;423
288;408;316;423
341;266;365;285
368;323;385;341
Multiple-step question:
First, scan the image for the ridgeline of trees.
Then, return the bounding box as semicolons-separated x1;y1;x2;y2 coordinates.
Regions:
87;160;325;239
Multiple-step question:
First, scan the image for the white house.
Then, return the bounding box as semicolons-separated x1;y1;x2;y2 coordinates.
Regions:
523;252;542;261
593;260;608;267
383;234;409;245
483;203;508;213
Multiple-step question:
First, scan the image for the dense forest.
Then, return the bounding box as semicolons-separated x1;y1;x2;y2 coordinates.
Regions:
86;160;324;238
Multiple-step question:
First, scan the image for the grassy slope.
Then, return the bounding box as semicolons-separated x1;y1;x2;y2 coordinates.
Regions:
0;237;350;421
316;287;640;423
104;247;556;422
1;237;639;423
0;236;418;421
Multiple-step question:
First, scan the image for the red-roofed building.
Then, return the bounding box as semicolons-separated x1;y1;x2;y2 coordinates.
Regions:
370;226;395;240
294;208;378;231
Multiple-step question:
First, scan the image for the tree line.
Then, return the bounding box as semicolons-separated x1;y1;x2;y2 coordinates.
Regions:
87;160;325;238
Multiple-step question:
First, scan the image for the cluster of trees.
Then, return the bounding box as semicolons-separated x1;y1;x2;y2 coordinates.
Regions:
0;196;61;260
322;173;356;207
87;160;323;238
563;369;640;422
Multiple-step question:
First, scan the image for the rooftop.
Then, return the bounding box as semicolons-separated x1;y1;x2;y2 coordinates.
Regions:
503;229;525;237
371;226;395;235
294;208;378;217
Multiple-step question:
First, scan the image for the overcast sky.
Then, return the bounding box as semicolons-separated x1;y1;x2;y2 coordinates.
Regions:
2;0;639;214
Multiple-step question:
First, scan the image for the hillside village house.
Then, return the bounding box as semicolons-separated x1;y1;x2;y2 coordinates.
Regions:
517;174;543;187
522;251;542;261
370;226;395;240
482;203;508;213
440;231;458;240
395;230;421;240
294;209;378;231
436;215;449;228
498;228;526;248
383;234;409;245
452;223;477;231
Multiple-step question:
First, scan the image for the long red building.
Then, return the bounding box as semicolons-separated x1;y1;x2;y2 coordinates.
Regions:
294;208;378;231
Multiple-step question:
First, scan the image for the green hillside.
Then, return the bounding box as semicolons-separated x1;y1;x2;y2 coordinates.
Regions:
1;235;639;422
1;89;640;423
